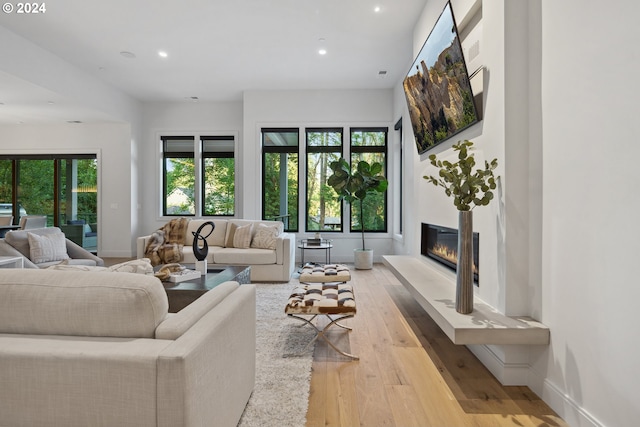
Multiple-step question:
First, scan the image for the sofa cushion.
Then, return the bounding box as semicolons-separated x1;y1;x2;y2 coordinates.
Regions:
233;223;253;249
0;269;168;338
250;223;279;250
185;219;227;247
213;248;276;265
27;231;69;264
224;222;238;247
181;245;219;264
155;281;238;340
5;227;64;259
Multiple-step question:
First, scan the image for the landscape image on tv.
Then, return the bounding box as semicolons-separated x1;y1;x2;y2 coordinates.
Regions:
403;1;479;154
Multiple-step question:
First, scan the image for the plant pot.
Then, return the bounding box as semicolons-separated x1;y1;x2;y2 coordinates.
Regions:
456;210;474;314
354;249;373;270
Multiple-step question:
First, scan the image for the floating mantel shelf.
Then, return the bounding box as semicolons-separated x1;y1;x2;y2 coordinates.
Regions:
383;255;549;346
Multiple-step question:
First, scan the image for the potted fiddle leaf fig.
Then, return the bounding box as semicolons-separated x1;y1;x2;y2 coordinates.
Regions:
327;158;388;269
423;140;498;313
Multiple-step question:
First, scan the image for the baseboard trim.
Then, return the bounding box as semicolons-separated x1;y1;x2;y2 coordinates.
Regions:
469;344;605;427
531;368;604;427
467;344;530;385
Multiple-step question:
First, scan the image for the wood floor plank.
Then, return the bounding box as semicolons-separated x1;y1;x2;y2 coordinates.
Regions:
305;263;569;427
385;384;430;427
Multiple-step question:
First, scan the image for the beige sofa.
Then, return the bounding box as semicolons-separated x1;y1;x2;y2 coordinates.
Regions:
137;219;295;282
0;269;256;427
0;226;104;268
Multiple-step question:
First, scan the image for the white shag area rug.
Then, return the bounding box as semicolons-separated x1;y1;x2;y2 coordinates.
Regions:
237;281;315;427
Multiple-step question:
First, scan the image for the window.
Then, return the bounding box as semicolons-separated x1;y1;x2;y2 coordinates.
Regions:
350;128;388;232
202;136;235;216
394;118;403;234
162;136;195;216
306;128;343;232
262;128;299;232
0;155;98;250
161;134;236;217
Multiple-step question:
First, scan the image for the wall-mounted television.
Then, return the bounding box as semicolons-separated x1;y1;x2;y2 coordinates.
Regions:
403;1;479;155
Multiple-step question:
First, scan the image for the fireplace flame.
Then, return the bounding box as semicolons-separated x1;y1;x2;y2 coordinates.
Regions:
431;243;478;274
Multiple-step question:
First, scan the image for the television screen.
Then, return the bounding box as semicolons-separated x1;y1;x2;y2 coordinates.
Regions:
403;1;479;154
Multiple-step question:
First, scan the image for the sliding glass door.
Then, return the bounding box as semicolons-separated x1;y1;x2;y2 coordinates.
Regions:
0;155;98;251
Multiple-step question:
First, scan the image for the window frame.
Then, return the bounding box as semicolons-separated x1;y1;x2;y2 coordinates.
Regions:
161;136;196;217
201;135;236;217
349;127;388;233
305;127;344;233
261;128;300;232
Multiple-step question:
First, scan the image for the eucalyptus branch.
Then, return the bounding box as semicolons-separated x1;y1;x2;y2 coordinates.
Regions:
422;140;498;211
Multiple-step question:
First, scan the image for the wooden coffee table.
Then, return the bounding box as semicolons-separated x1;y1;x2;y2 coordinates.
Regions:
161;265;251;312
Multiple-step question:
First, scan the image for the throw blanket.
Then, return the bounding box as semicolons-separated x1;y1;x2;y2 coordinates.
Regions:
144;218;190;266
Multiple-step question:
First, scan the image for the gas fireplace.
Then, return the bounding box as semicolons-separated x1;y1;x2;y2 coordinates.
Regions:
421;222;479;284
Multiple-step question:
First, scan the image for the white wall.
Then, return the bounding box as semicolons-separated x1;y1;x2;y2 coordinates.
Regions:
0;25;142;257
533;1;640;426
0;123;135;257
398;0;640;425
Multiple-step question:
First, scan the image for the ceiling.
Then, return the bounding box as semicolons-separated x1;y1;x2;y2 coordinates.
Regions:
0;0;427;124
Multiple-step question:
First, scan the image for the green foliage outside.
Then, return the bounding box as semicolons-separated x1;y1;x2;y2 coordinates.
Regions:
0;158;97;226
263;152;298;231
204;158;235;216
165;157;195;215
306;131;342;231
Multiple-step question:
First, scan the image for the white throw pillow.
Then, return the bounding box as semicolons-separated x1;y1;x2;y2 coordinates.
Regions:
27;232;69;264
251;223;279;250
233;223;253;249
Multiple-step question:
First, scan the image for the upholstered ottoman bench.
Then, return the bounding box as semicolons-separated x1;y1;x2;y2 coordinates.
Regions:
299;263;351;284
285;264;357;359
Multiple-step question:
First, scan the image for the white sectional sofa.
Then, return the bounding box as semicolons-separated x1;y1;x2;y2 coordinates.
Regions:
0;268;256;427
137;219;295;282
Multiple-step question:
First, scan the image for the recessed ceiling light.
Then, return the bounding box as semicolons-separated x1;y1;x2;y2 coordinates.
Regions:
47;101;55;105
374;6;381;13
158;50;168;58
120;51;136;59
318;49;327;55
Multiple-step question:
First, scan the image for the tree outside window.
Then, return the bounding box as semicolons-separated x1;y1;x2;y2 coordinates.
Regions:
162;136;195;216
262;128;299;232
350;128;388;232
202;136;235;216
306;128;343;232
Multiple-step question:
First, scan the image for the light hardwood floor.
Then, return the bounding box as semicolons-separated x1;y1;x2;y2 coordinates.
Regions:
103;258;567;426
306;264;568;427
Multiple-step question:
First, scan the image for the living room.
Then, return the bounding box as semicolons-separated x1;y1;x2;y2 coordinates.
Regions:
1;1;638;426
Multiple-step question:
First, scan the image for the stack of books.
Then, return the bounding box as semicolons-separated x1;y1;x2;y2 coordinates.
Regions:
306;238;322;246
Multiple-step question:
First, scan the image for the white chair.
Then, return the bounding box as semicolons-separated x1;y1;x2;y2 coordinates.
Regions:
19;215;47;230
0;216;13;226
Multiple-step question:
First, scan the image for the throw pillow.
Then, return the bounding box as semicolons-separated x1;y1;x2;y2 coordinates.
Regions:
251;223;279;250
233;223;253;249
224;222;238;248
27;232;70;264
